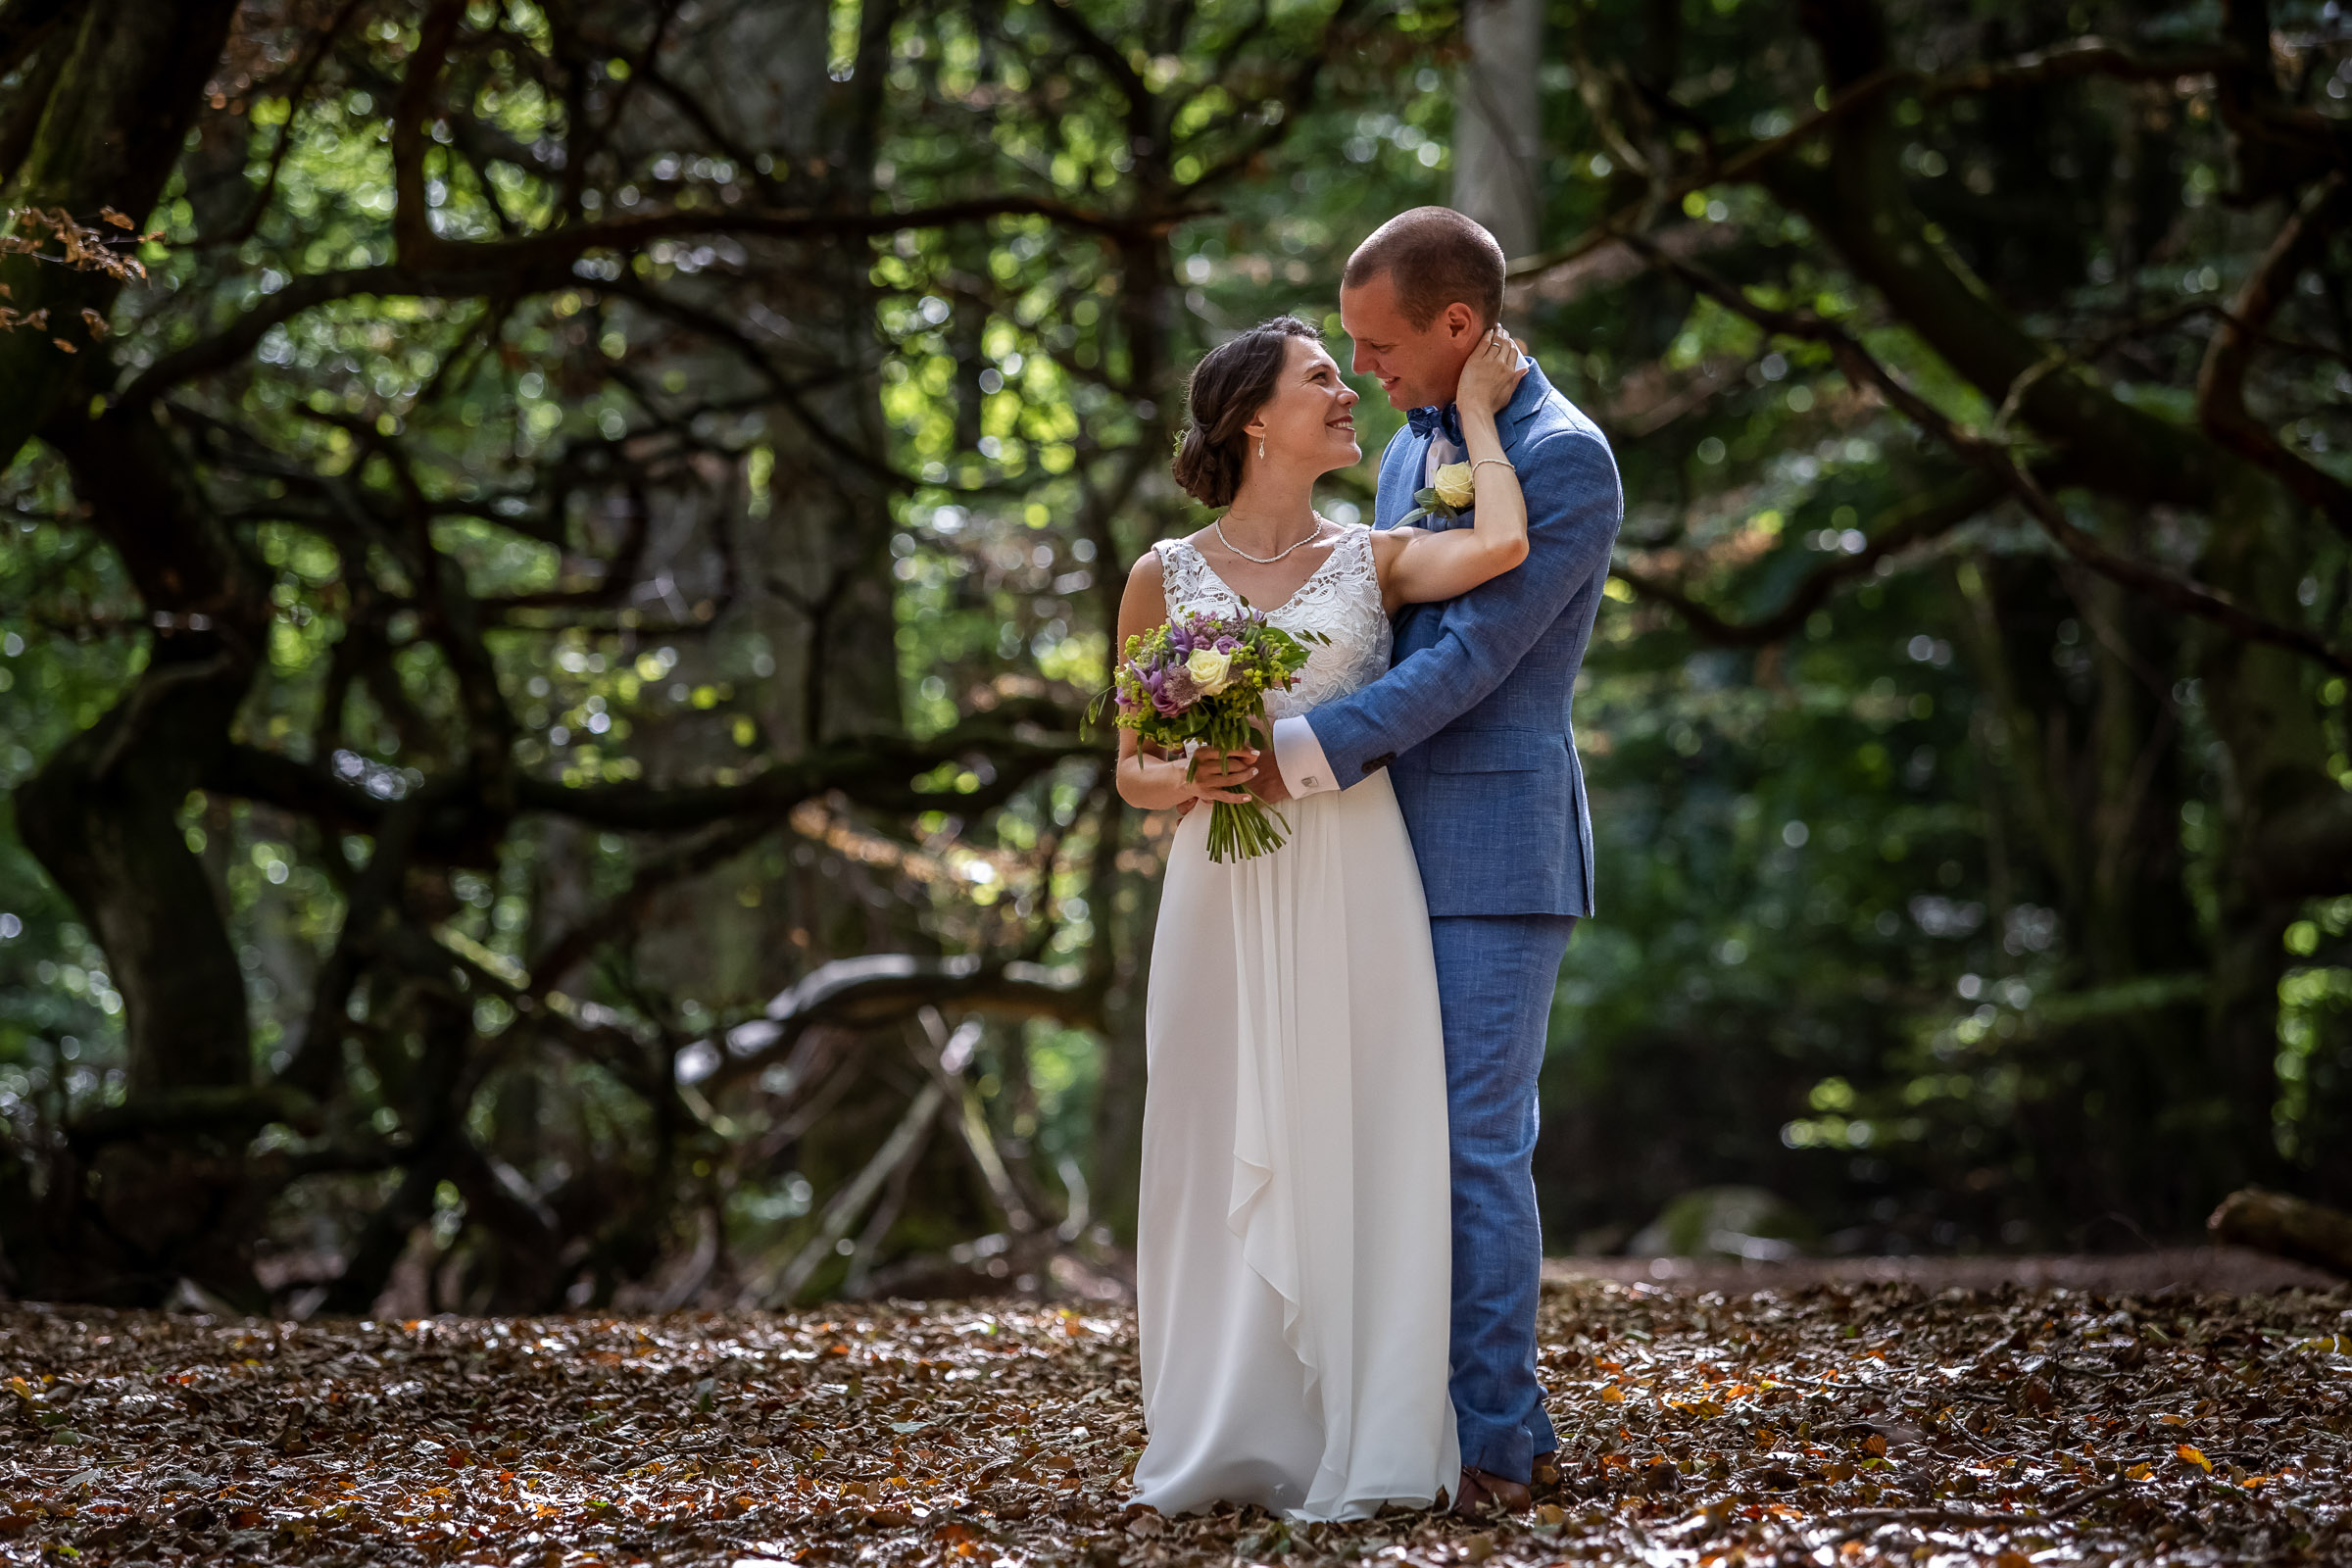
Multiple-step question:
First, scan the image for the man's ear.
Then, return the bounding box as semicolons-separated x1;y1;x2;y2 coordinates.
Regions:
1440;302;1481;340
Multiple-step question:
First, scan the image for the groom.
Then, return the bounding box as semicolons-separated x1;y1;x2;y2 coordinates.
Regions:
1257;207;1622;1513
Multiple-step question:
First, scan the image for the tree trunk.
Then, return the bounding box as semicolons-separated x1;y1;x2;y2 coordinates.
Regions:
5;11;264;1292
793;0;902;745
1451;0;1542;259
0;0;242;466
2194;465;2332;1197
10;410;272;1303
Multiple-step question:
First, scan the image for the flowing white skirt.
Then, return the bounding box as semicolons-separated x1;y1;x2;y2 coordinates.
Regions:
1130;774;1459;1521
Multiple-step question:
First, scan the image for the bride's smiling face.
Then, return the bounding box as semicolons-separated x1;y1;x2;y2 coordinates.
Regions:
1243;336;1361;472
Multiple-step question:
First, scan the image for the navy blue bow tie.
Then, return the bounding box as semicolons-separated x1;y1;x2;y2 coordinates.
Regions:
1406;403;1463;447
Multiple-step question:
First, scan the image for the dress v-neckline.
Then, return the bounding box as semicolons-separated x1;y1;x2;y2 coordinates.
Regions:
1193;518;1346;617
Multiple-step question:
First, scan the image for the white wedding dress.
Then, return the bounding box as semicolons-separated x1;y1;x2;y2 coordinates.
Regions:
1129;523;1459;1521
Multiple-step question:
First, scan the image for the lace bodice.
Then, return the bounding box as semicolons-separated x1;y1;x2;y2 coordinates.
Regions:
1156;522;1390;720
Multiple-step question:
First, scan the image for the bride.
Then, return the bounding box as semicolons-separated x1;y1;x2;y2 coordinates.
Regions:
1117;315;1530;1520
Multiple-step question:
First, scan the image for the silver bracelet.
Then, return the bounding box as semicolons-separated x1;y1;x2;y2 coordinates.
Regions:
1471;457;1515;477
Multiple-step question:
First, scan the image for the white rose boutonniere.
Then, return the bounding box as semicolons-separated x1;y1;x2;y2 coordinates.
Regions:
1399;461;1476;526
1431;462;1477;510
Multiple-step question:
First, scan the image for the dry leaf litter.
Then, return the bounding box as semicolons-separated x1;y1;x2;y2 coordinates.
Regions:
3;1278;2348;1567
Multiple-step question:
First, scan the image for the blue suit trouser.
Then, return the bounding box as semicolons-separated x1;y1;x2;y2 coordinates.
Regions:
1430;912;1577;1484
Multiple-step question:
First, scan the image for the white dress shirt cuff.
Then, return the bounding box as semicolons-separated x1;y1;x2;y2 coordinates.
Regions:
1271;714;1340;798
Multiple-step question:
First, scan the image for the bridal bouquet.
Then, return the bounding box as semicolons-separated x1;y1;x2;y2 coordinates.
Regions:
1100;609;1321;862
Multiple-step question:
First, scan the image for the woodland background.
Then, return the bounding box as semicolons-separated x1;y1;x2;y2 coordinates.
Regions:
1;0;2349;1314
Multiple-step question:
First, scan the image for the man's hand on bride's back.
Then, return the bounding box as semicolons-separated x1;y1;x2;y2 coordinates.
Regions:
1456;327;1526;417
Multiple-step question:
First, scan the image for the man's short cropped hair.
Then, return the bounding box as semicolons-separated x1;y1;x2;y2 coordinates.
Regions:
1341;207;1506;330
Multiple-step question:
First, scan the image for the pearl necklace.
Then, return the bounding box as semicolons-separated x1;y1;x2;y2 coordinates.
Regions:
1213;515;1320;564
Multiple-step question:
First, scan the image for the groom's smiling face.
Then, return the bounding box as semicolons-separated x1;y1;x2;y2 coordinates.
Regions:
1338;270;1488;413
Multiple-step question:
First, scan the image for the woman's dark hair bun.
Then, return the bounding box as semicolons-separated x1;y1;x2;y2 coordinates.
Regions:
1170;423;1228;509
1171;316;1321;508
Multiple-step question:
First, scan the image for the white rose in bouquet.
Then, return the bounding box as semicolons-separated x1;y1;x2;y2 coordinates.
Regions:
1184;646;1234;695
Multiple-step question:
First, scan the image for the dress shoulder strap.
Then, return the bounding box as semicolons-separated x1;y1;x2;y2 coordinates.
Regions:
1328;517;1380;583
1153;536;1208;617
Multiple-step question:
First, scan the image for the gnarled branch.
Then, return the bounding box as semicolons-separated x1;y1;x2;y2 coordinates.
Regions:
1613;473;2004;647
1623;231;2352;677
707;952;1101;1094
2195;173;2352;543
205;720;1098;853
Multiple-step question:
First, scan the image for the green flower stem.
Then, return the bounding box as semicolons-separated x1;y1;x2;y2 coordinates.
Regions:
1204;799;1291;862
1187;705;1292;862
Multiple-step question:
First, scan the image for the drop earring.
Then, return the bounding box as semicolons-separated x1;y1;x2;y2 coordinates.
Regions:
1257;436;1266;459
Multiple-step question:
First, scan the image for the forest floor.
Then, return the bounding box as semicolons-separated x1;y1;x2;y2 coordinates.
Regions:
3;1262;2348;1568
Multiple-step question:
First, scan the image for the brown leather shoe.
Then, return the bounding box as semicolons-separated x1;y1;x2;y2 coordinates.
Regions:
1451;1466;1533;1517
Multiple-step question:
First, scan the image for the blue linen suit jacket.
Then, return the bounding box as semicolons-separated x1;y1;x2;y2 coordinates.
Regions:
1307;362;1622;918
